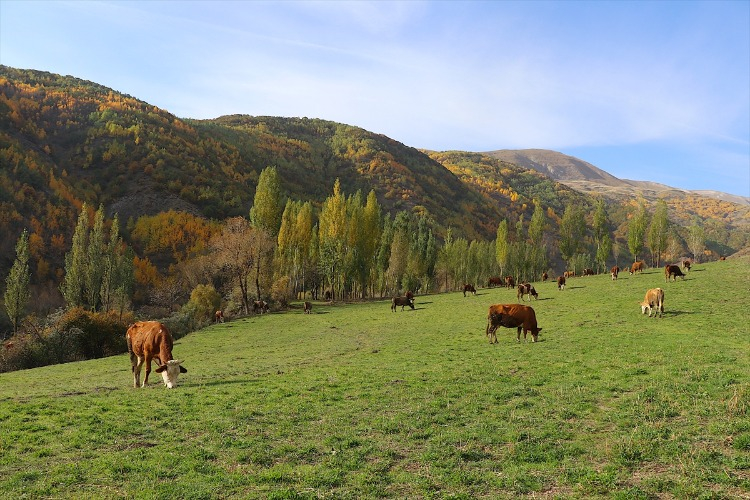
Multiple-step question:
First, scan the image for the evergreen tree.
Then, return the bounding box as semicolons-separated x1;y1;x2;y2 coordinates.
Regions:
4;229;31;334
61;203;89;309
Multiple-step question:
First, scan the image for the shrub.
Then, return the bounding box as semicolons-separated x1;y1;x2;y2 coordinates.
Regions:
183;284;221;327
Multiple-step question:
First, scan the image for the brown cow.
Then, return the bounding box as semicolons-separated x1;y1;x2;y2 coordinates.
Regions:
557;275;566;291
541;272;549;282
640;288;665;318
214;310;224;323
517;283;538;302
505;276;516;288
303;301;312;314
126;321;187;389
610;266;620;280
487;276;503;288
665;264;685;282
583;268;595;276
629;261;646;275
253;300;269;314
391;296;415;312
564;270;576;279
486;304;542;343
682;260;691;272
463;284;477;297
405;291;414;301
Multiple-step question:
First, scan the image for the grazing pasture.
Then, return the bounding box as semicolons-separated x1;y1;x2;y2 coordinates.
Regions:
1;259;748;498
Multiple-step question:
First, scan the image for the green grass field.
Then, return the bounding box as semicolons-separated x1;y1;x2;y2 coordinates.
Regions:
1;259;749;499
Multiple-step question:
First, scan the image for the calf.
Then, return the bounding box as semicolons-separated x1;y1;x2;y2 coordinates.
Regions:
557;275;566;291
486;303;542;343
516;283;538;301
682;260;691;272
214;310;224;323
665;264;685;282
253;300;269;314
541;272;549;282
126;321;187;389
629;261;645;275
463;284;477;297
505;276;516;289
583;268;595;276
391;296;415;312
610;266;620;280
640;288;665;318
303;301;312;314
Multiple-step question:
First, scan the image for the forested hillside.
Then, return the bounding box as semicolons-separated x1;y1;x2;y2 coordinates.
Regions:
1;65;748;337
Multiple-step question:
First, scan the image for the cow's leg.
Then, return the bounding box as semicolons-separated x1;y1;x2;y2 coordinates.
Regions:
132;355;143;388
517;326;522;342
142;355;152;387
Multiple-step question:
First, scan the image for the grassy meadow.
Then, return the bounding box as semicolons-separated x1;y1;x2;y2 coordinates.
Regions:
1;258;748;499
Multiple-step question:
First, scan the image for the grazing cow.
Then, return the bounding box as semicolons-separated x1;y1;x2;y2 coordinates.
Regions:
214;310;224;323
720;256;726;261
253;300;269;314
487;276;503;288
640;288;665;318
517;283;538;302
611;266;620;280
629;261;646;275
564;270;576;279
682;260;691;272
463;284;477;297
303;301;312;314
557;275;566;291
486;304;542;343
126;321;187;389
665;264;686;282
583;268;595;276
505;276;516;289
391;296;415;312
405;291;414;301
541;272;549;282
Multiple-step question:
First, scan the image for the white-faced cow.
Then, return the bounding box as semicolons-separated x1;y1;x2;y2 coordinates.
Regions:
682;260;691;272
640;288;665;318
665;264;685;282
253;300;269;314
126;321;187;389
214;310;224;323
391;296;415;312
486;304;542;343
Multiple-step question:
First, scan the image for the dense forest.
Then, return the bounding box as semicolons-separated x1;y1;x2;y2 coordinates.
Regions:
1;65;748;365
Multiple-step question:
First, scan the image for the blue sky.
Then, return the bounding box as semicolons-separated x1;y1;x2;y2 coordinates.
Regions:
1;0;748;197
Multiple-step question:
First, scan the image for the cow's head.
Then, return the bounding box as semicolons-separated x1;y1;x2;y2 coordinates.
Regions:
155;360;187;389
530;328;542;342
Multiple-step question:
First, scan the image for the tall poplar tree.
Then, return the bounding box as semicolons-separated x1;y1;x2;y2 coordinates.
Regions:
4;230;31;333
61;203;89;309
85;205;106;311
250;166;283;237
648;199;669;267
559;204;585;265
687;217;706;263
593;199;612;272
628;201;649;263
495;219;509;277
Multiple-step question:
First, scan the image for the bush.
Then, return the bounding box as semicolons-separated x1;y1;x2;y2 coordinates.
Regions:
183;284;221;327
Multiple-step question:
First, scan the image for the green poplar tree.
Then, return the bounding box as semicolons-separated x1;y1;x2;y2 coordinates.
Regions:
250;166;283;237
4;230;31;333
61;203;89;309
628;201;649;263
85;205;106;311
648;199;669;267
495;219;509;277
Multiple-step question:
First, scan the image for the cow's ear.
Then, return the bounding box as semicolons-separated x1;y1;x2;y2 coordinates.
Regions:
537;328;543;332
155;365;167;373
179;366;187;373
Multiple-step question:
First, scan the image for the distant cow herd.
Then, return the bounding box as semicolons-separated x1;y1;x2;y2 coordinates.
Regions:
127;258;695;388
